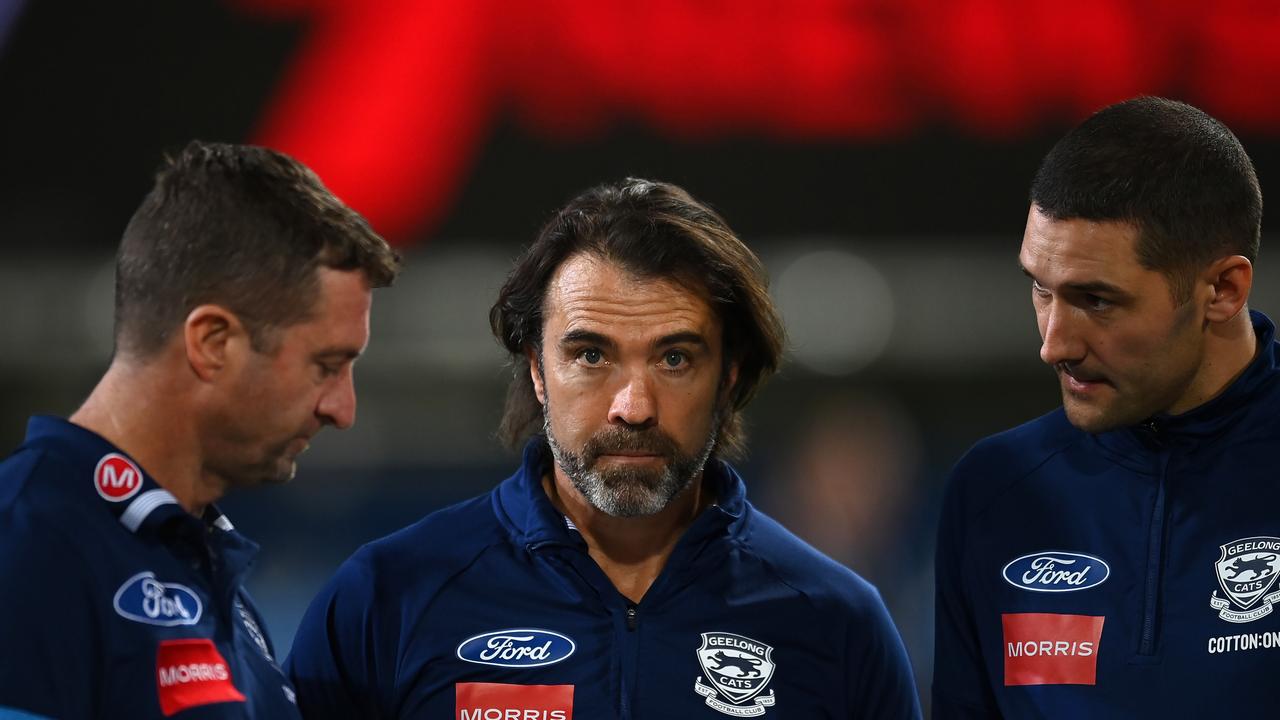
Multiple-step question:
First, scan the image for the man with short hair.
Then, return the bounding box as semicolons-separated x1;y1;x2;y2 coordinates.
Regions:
287;178;922;718
933;97;1278;717
0;141;400;719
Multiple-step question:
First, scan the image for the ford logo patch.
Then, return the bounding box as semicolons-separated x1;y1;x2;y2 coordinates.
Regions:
113;571;203;626
1003;551;1110;593
456;628;576;668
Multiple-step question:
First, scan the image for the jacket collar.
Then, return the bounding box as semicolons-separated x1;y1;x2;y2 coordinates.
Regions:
1097;309;1280;455
20;416;251;550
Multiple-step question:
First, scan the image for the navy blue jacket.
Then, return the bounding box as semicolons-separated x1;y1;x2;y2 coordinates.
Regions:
287;442;922;719
0;417;300;719
934;311;1280;718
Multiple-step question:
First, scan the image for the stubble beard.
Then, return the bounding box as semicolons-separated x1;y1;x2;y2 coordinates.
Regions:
241;437;304;487
542;401;719;518
1058;302;1204;433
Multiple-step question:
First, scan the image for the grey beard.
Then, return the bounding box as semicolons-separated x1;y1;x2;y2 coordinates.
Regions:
542;406;719;518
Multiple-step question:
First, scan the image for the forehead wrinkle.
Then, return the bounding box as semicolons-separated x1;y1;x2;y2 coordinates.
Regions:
546;253;718;342
558;302;712;345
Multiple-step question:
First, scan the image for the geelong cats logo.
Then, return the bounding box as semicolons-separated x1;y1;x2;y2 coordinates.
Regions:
694;632;777;717
1210;536;1280;624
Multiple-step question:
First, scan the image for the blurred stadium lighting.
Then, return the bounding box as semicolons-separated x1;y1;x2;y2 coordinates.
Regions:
774;249;895;375
238;0;1280;242
83;258;117;358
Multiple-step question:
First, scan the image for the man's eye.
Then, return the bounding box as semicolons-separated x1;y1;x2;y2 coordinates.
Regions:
663;350;688;369
1085;295;1112;311
579;348;604;365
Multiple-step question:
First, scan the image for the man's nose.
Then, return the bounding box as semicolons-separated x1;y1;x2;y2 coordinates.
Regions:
608;370;657;429
318;370;357;430
1039;301;1085;367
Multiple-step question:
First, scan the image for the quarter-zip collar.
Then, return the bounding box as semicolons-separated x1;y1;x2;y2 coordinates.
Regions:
1094;310;1280;467
18;415;259;578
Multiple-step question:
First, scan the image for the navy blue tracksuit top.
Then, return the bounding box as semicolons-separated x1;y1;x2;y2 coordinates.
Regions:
286;442;922;719
0;417;300;719
934;310;1280;718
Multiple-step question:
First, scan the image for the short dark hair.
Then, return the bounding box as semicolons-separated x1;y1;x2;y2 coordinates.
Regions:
115;140;401;357
490;178;785;460
1030;96;1262;300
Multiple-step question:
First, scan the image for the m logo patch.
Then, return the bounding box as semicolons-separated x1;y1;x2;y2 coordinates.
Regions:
95;453;143;502
694;632;777;716
1210;536;1280;623
454;682;573;720
155;639;245;716
1003;613;1104;686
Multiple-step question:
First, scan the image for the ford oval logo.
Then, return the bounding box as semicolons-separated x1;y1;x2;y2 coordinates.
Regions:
1002;551;1110;593
456;628;576;668
113;571;203;626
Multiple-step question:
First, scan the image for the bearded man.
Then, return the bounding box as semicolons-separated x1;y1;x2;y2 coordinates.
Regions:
287;178;921;719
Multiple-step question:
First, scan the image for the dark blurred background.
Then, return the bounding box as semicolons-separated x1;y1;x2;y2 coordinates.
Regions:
4;0;1280;711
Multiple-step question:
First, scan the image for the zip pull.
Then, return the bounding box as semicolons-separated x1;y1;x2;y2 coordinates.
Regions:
1137;417;1169;449
625;604;638;631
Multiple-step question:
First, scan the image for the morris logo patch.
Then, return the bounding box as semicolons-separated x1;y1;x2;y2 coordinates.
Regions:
1002;551;1110;593
456;629;576;668
455;682;573;720
694;632;777;717
156;638;245;716
1002;613;1105;686
1210;536;1280;624
114;572;203;627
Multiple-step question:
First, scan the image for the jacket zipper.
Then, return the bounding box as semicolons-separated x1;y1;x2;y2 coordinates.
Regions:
619;603;639;720
1139;442;1172;656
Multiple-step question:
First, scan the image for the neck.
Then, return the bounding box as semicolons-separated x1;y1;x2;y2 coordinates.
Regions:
543;466;711;604
70;357;221;516
1170;309;1259;415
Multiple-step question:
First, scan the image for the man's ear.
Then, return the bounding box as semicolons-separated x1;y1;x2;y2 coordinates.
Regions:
525;345;546;405
719;360;740;411
183;305;248;381
1202;255;1253;323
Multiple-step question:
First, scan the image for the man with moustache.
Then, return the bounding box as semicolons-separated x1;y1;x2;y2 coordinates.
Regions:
287;178;922;719
0;141;400;719
934;97;1280;718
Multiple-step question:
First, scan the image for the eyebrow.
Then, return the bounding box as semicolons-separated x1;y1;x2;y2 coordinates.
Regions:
1019;264;1130;298
559;329;615;350
313;348;363;361
558;329;710;351
655;331;709;350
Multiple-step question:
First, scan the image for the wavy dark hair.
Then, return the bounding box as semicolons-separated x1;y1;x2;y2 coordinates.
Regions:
489;178;785;461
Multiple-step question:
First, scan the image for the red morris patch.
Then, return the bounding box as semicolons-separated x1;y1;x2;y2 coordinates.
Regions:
1003;613;1105;686
455;682;574;720
156;639;246;716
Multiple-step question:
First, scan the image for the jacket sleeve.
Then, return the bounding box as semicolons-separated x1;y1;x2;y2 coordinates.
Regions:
285;550;391;719
0;516;100;719
846;588;924;720
932;462;1001;719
